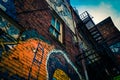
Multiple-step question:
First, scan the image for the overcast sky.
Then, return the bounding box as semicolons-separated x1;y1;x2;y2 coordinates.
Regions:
70;0;120;30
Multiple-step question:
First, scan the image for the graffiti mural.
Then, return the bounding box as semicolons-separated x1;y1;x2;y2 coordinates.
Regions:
47;50;82;80
0;38;54;80
0;14;50;57
0;15;20;57
0;38;82;80
21;29;50;44
0;9;82;80
0;0;17;20
0;15;20;39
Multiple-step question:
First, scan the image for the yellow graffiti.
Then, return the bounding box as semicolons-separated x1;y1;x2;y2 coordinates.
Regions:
53;69;70;80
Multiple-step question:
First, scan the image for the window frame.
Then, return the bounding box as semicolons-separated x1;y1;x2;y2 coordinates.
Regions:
49;16;63;43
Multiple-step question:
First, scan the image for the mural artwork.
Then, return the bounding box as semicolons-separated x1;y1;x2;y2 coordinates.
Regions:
0;0;17;20
47;50;82;80
0;14;81;80
0;15;20;56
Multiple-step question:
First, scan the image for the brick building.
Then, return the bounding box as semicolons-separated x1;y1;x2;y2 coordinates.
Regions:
97;17;120;68
0;0;120;80
0;0;84;80
78;11;120;80
97;17;120;53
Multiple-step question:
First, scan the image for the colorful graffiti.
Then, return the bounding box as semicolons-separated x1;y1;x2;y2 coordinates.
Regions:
0;38;54;80
0;38;82;80
0;11;82;80
0;15;20;39
47;50;82;80
0;15;20;57
0;14;50;57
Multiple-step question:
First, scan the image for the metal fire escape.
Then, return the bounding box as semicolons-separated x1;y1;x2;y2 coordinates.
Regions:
77;11;120;80
28;42;44;80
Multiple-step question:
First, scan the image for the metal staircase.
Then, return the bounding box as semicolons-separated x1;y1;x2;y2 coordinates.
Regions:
79;11;104;44
77;11;120;80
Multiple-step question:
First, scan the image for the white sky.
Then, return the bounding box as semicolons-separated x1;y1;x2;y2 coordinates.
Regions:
76;2;120;31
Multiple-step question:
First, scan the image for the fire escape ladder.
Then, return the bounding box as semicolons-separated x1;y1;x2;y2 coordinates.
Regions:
28;42;44;80
79;11;120;78
89;26;104;43
80;11;104;44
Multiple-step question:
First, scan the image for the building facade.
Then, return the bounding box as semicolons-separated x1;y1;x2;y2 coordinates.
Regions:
0;0;84;80
97;17;120;69
77;11;120;80
0;0;120;80
97;17;120;54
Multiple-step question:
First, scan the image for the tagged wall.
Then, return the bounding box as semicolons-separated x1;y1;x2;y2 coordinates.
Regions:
0;13;81;80
0;0;17;20
0;38;81;80
0;0;82;79
0;38;54;80
47;50;82;80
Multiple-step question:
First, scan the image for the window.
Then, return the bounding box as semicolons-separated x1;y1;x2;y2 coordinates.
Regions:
49;16;63;43
110;42;120;53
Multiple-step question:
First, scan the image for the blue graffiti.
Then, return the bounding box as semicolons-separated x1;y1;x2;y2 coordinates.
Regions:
21;30;51;44
0;17;7;27
47;51;80;80
7;25;20;36
0;0;17;20
0;16;20;39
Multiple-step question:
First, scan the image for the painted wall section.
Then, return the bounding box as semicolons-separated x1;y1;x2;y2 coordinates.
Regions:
0;0;83;79
0;15;20;39
47;50;82;80
0;13;81;79
0;38;81;79
53;69;70;80
0;0;17;20
0;38;54;80
46;0;75;33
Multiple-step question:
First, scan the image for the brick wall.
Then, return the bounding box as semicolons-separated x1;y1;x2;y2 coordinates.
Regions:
15;0;79;63
0;0;82;80
0;39;54;79
97;17;120;45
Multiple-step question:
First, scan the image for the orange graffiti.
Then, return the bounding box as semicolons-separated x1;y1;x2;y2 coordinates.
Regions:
0;38;54;80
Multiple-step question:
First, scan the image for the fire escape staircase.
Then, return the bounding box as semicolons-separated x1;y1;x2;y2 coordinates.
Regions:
77;11;120;79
